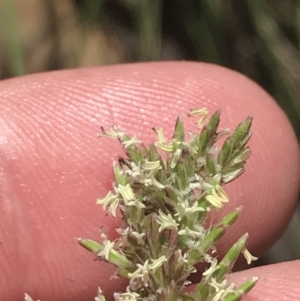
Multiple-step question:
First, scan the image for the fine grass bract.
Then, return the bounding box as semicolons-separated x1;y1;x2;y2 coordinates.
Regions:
26;108;257;301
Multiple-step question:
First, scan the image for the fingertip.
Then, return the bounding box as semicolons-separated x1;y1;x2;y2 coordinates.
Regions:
229;260;300;301
188;260;300;301
0;62;299;300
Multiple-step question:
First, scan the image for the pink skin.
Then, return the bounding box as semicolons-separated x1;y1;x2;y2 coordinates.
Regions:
0;62;299;301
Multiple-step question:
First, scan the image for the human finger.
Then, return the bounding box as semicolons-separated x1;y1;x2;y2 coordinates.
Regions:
0;62;299;301
186;260;300;301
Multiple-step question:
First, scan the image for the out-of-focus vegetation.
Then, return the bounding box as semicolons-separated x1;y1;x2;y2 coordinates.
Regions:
0;0;299;264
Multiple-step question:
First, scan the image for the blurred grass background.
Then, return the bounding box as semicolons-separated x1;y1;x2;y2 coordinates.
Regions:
0;0;299;265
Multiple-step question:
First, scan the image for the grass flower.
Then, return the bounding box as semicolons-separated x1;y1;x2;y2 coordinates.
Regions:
26;108;257;301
